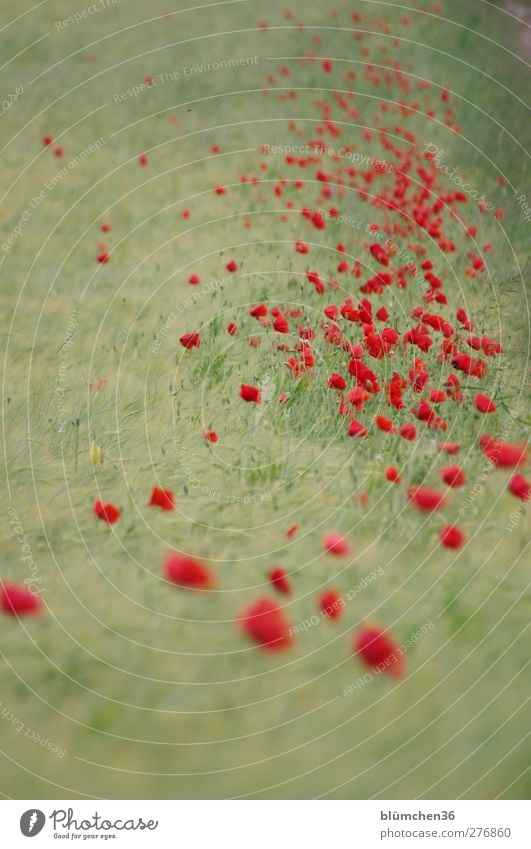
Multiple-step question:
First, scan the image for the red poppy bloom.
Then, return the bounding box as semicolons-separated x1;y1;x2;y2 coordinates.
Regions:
164;552;214;589
399;423;417;441
348;419;368;437
227;322;238;335
43;135;54;146
319;589;343;619
1;582;42;616
148;487;175;511
96;252;110;264
328;372;346;390
179;332;200;349
286;524;299;539
240;384;261;403
441;465;465;488
239;597;293;650
93;500;121;524
54;146;64;158
100;222;111;232
439;442;461;455
226;259;238;273
323;532;352;557
188;273;201;285
273;314;289;333
268;567;292;595
375;414;394;432
481;439;527;468
138;154;148;166
385;466;401;483
203;430;218;443
475;393;497;413
439;524;465;548
354;626;404;678
408;486;447;511
508;474;530;501
250;304;268;319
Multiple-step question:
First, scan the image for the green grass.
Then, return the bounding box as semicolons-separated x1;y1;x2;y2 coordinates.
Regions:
0;0;529;799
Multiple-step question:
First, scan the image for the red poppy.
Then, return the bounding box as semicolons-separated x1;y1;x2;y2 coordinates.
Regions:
348;419;368;437
286;524;299;539
475;393;497;413
239;597;293;650
399;423;417;441
508;474;530;501
164;552;214;589
188;273;201;285
96;252;110;264
375;414;394;432
439;524;465;548
226;259;238;273
385;466;401;483
43;135;54;146
273;314;289;333
54;146;64;158
148;487;175;511
268;567;292;595
240;384;261;403
323;532;352;557
179;332;200;349
227;322;238;335
138;154;148;166
354;626;404;678
1;582;42;616
328;372;346;390
93;500;121;524
481;439;527;468
250;304;268;319
439;442;461;455
440;465;465;488
319;589;343;619
203;430;218;443
100;222;111;232
408;486;447;511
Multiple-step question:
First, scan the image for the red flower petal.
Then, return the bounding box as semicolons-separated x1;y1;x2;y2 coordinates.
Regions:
440;465;465;488
408;486;447;511
508;474;531;501
319;589;343;619
323;532;352;557
239;597;293;650
475;393;496;413
164;552;214;589
439;524;465;548
355;626;404;678
179;332;200;349
148;487;175;511
93;500;121;524
240;384;261;403
268;567;292;596
385;466;401;483
1;582;42;616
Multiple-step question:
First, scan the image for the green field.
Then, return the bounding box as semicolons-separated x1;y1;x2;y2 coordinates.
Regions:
0;0;529;799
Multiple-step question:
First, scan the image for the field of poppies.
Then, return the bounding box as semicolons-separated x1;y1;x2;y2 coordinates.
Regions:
1;0;529;800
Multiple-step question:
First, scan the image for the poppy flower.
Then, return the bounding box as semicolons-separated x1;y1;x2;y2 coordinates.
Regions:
42;135;54;146
481;439;527;468
93;500;121;524
164;552;214;589
354;626;404;678
204;430;218;443
375;414;394;432
188;273;201;285
328;372;346;390
348;419;368;437
96;252;110;264
240;384;261;403
385;466;401;483
226;259;238;273
239;597;293;650
227;322;238;335
319;589;343;619
408;486;447;511
250;304;268;319
508;474;530;501
148;487;175;511
138;154;148;166
268;567;292;595
440;465;465;488
53;146;64;157
273;314;289;333
439;442;461;455
399;423;417;441
323;532;352;557
476;393;497;413
286;524;299;539
439;524;465;548
179;332;200;349
1;582;42;616
100;222;111;232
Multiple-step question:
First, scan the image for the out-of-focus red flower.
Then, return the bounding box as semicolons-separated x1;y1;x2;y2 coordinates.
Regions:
439;524;465;548
148;487;175;511
508;474;530;501
203;430;218;443
268;567;292;595
138;154;148;166
164;552;214;589
96;252;110;264
408;486;447;511
227;322;238;335
399;423;417;441
179;332;200;349
475;393;496;413
1;582;42;616
319;589;343;620
43;135;54;146
323;532;352;556
226;259;238;273
386;466;401;483
441;465;465;488
480;439;527;468
93;500;121;524
240;384;261;403
328;372;346;390
439;442;461;455
286;524;299;539
188;273;200;285
354;626;404;678
239;597;293;650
